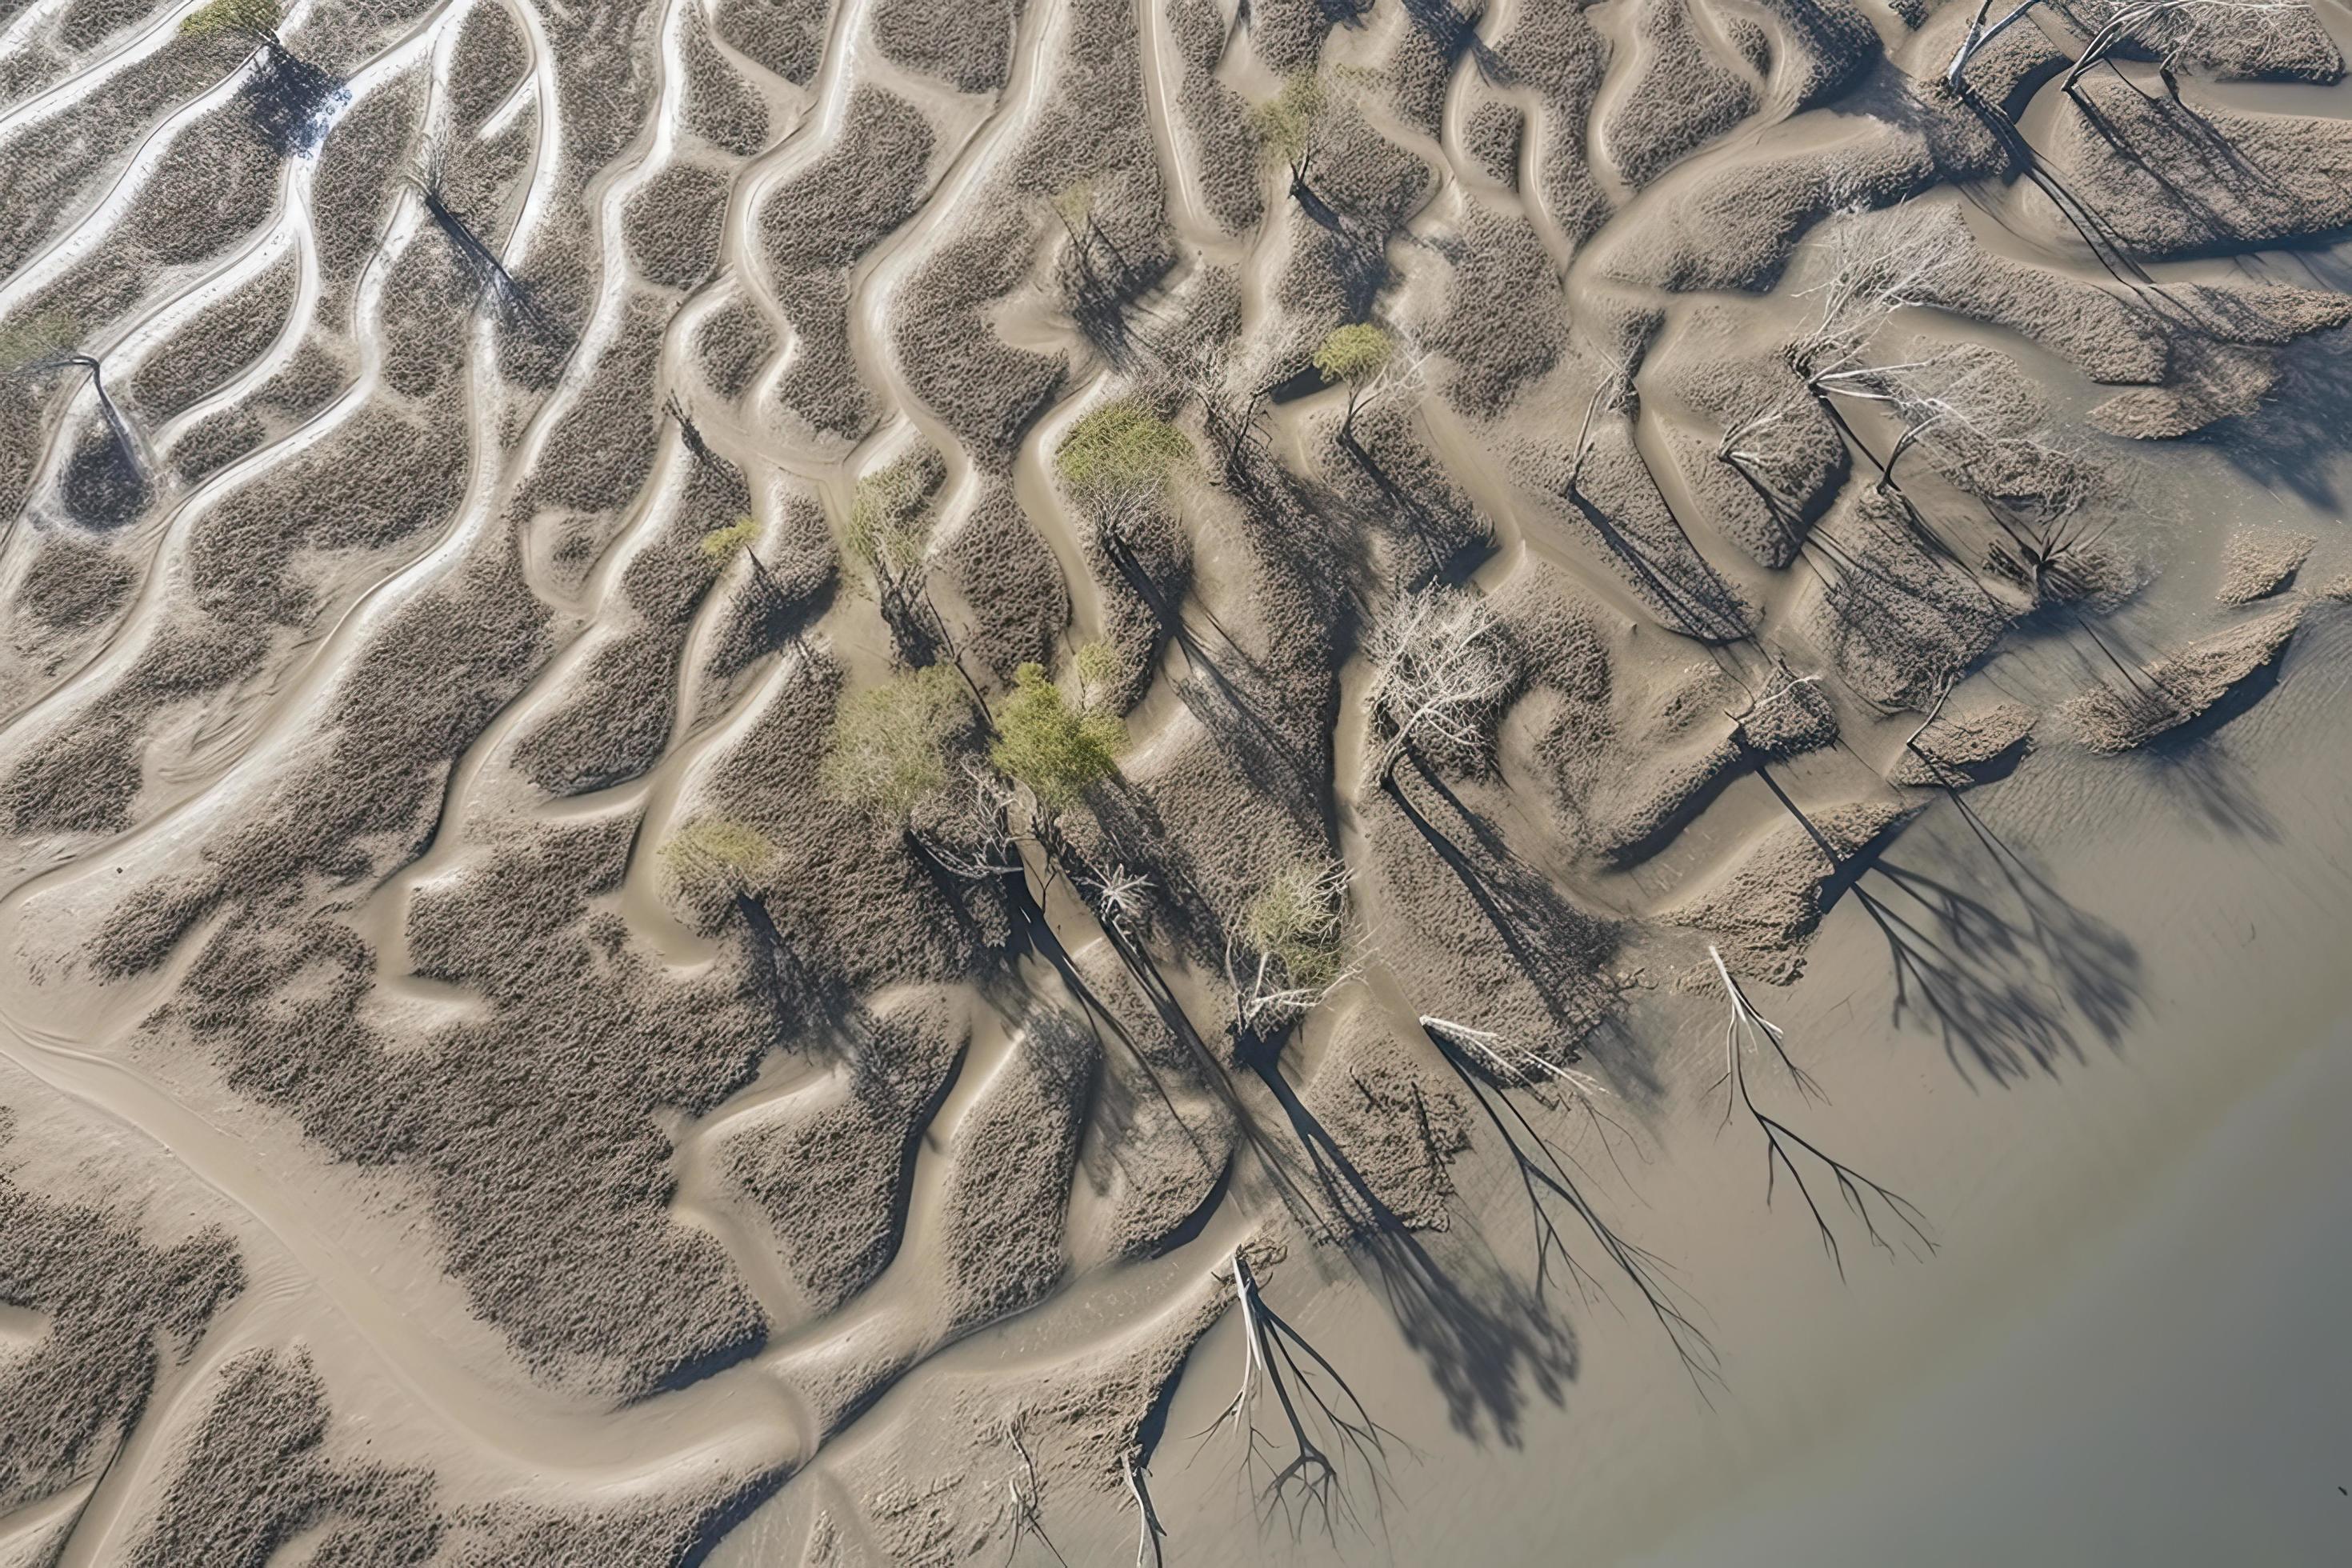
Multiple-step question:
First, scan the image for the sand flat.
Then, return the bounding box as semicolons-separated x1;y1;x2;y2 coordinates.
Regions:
4;0;2352;1561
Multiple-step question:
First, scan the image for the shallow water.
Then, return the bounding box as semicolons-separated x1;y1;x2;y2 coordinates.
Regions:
9;0;2352;1558
1642;1014;2352;1567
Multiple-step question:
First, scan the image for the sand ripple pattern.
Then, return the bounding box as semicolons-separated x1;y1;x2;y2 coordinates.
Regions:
0;0;2347;1558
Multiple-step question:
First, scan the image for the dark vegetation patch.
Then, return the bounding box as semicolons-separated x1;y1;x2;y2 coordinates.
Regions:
121;102;282;267
189;400;466;627
0;34;236;277
128;1350;441;1567
1463;97;1523;186
715;0;831;85
1798;488;2014;708
516;466;745;794
313;83;422;299
19;528;136;630
0;1107;246;1515
1170;0;1228;74
682;13;771;155
724;993;965;1314
1753;0;1878;110
446;2;529;129
146;818;770;1396
696;296;776;400
939;482;1070;678
1425;202;1566;418
871;0;1015;93
1246;0;1334;75
1177;63;1263;233
624;161;734;290
892;210;1064;468
936;1011;1095;1333
526;290;669;515
2052;81;2352;258
1499;0;1613;152
130;254;299;421
1602;0;1757;188
172;407;268;482
684;654;1002;998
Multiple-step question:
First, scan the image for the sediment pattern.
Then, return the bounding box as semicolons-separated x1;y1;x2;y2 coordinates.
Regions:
1;0;2346;1558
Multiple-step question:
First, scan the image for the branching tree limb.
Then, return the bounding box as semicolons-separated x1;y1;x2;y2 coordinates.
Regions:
1707;947;1935;1276
1196;1250;1403;1542
1366;586;1514;789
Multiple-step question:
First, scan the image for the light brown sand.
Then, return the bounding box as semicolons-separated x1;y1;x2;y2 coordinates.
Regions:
4;0;2352;1562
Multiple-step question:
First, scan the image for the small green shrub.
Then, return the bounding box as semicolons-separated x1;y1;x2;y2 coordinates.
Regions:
990;656;1125;811
1249;73;1328;169
1054;402;1190;509
182;0;281;37
822;665;969;820
699;515;760;560
1314;323;1392;390
842;463;931;589
661;815;776;892
1240;860;1350;990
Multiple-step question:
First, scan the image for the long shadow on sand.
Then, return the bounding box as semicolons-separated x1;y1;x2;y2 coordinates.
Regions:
1837;791;2143;1089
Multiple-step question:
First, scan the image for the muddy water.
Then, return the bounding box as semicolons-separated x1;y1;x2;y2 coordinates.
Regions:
1642;1017;2352;1567
1097;429;2352;1562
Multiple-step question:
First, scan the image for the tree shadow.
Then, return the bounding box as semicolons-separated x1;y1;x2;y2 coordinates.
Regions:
1386;757;1658;1107
2193;325;2352;509
1248;1054;1579;1448
1839;791;2142;1089
242;39;347;158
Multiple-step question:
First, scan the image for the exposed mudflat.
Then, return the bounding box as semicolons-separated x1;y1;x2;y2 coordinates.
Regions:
5;1;2352;1563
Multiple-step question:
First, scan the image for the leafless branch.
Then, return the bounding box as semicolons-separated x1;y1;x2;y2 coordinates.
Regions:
1707;947;1935;1276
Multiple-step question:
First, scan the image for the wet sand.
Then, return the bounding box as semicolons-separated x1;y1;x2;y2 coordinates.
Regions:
6;0;2352;1560
1643;1017;2352;1567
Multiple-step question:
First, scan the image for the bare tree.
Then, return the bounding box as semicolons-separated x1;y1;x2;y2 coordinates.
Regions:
916;762;1028;883
1196;1250;1402;1542
1418;1015;1610;1101
1563;348;1639;496
1122;1454;1166;1568
993;1415;1067;1567
1707;946;1935;1275
1945;0;2058;94
1077;861;1155;937
2060;1;2293;98
664;393;728;473
1365;586;1514;790
1786;208;1955;380
2;316;143;515
1249;73;1340;217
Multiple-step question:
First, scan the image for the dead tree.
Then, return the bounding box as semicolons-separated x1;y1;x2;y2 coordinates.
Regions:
1197;1250;1402;1542
1418;1015;1609;1101
994;1417;1067;1567
1786;208;1955;382
1563;352;1638;496
1945;0;2058;94
3;319;146;526
1707;947;1934;1275
1077;861;1154;938
1365;585;1514;790
2060;1;2290;99
1122;1455;1166;1568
